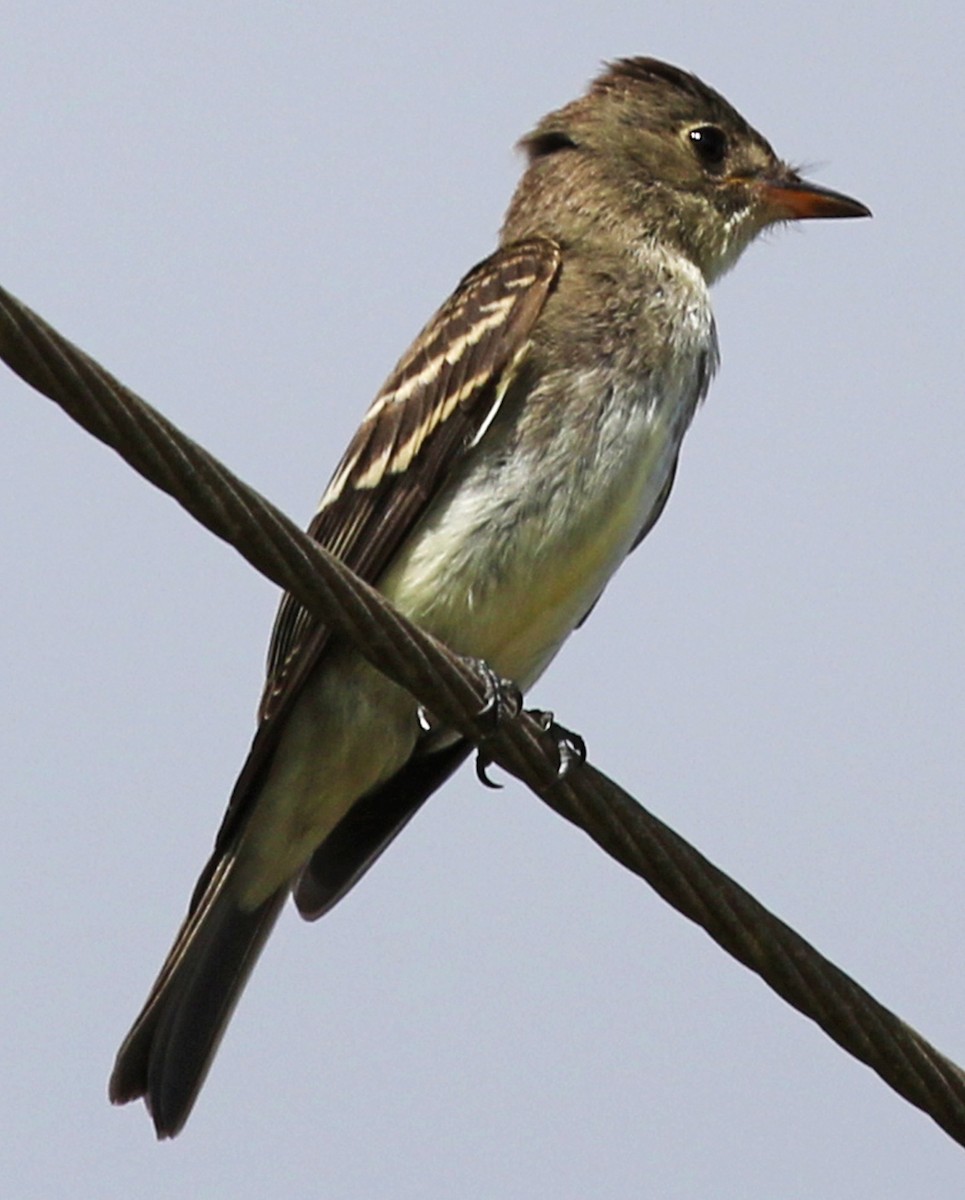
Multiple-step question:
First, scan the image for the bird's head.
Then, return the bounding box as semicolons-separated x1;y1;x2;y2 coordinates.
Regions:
508;57;870;281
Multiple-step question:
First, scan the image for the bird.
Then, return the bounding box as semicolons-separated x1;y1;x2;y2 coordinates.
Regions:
109;56;869;1137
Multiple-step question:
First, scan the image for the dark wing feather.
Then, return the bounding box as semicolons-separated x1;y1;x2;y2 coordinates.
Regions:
574;456;678;633
628;453;678;555
198;239;561;890
262;239;560;712
294;739;472;920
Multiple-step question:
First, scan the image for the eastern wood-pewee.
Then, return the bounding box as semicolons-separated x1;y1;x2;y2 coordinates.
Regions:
110;56;869;1136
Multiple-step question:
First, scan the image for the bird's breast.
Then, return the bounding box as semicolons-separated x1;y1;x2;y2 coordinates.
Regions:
380;349;711;692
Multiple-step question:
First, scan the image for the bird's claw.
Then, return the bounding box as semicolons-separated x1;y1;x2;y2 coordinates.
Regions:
474;703;587;788
464;656;523;731
475;751;503;789
463;656;522;788
531;710;587;778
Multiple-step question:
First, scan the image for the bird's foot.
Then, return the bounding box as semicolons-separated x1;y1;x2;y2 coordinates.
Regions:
529;709;587;778
457;657;522;788
417;656;521;737
475;704;587;789
466;656;523;731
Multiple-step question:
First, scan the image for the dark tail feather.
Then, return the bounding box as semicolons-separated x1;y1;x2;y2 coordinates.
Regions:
109;860;287;1138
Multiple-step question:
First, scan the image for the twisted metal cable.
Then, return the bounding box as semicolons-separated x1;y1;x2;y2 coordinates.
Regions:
2;282;964;1146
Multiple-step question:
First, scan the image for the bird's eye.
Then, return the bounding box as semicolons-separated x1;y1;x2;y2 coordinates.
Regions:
688;125;728;170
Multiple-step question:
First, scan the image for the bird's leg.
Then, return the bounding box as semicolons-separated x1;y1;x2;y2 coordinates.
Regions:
430;655;520;789
467;656;524;730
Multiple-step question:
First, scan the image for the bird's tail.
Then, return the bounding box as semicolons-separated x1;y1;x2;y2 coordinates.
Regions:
109;855;287;1138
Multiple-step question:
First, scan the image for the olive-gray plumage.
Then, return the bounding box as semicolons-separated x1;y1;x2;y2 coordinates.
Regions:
110;56;868;1137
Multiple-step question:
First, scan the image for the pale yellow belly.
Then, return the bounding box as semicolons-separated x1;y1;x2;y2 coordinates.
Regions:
380;405;681;689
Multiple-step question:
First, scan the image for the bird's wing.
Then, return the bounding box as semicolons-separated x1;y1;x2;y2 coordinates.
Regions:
195;238;561;900
293;738;473;919
262;237;561;718
628;453;678;556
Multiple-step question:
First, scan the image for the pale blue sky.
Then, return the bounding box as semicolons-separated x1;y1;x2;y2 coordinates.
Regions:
2;3;964;1196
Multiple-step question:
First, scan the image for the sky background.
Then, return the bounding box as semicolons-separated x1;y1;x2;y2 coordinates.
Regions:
1;2;964;1196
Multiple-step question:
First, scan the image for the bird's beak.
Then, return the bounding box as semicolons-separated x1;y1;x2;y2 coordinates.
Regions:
757;173;871;220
